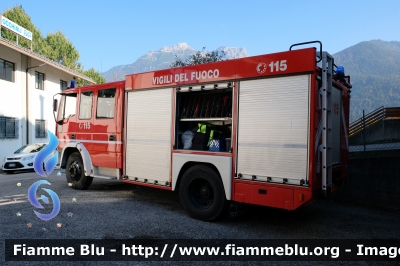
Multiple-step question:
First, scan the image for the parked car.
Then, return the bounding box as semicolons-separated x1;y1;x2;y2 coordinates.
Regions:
1;143;46;174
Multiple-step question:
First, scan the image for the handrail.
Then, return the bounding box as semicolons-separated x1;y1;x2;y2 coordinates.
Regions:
349;107;384;136
349;106;400;137
350;108;383;129
290;41;322;63
385;107;400;119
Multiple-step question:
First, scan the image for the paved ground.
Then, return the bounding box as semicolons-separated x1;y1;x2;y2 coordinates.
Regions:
0;170;399;265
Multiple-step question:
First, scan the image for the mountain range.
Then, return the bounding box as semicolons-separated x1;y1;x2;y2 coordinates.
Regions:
102;40;400;120
102;43;248;82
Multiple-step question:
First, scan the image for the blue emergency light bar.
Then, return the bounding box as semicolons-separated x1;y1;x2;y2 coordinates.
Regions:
336;66;345;76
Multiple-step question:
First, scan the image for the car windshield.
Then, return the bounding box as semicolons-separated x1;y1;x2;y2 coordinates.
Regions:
14;144;46;154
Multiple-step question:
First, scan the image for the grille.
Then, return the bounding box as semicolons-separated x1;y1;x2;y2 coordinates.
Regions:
4;162;24;169
7;157;21;160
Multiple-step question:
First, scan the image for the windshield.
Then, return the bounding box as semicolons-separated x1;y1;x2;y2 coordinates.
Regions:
14;144;46;154
58;93;77;122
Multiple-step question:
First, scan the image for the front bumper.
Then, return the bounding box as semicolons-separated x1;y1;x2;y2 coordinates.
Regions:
2;160;34;171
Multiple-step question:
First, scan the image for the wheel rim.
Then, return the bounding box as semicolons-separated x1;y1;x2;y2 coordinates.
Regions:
188;178;214;210
68;161;82;182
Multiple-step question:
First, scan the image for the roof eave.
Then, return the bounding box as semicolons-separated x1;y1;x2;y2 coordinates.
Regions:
0;37;96;84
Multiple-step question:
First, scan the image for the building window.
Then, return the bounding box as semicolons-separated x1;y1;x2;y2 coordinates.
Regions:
97;88;116;118
0;58;14;82
35;120;47;138
60;80;68;91
35;71;45;90
0;116;18;139
79;91;93;120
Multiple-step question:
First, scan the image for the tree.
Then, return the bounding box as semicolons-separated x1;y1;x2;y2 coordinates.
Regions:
77;68;106;86
170;47;225;68
45;31;80;69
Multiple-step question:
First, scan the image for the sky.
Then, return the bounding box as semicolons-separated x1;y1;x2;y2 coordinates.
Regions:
1;0;399;72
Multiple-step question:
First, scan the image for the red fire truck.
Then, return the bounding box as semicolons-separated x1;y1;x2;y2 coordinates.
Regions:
54;41;351;221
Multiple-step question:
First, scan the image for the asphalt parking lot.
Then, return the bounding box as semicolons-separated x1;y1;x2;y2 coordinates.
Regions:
1;170;399;265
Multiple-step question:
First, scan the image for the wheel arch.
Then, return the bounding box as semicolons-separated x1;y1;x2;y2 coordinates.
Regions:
172;153;232;200
60;143;93;176
176;161;221;189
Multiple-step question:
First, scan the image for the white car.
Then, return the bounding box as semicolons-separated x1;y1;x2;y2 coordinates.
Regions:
1;143;46;174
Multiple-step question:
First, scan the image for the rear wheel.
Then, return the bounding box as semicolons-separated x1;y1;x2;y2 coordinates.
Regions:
66;152;93;190
179;165;226;221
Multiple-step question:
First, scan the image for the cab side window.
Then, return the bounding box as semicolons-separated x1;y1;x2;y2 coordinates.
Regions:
79;91;93;120
97;88;116;118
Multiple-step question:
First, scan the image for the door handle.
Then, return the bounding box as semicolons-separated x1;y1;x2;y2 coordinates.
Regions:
71;134;76;139
109;135;115;141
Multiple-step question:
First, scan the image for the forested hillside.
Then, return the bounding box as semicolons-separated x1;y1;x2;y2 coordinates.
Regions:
333;40;400;120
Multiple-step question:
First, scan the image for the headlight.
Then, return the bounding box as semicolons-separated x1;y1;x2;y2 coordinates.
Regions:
22;155;35;161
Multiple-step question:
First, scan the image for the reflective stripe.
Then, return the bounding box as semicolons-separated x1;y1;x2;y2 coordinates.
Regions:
127;138;169;144
239;142;307;149
59;139;122;144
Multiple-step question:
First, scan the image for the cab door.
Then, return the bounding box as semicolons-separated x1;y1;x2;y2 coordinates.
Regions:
57;92;78;150
75;89;94;155
91;87;118;168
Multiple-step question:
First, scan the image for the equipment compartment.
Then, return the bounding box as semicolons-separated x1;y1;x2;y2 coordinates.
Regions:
175;84;233;151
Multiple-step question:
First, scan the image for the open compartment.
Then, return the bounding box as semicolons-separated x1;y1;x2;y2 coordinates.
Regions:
174;83;234;152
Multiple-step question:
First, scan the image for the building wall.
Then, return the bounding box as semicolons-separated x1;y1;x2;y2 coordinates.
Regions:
0;44;73;163
0;45;23;162
332;156;400;210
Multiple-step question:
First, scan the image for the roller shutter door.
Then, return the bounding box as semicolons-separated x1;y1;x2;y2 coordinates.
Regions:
237;75;310;185
125;88;172;183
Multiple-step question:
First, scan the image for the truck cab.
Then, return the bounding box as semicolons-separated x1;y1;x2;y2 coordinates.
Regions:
55;81;125;188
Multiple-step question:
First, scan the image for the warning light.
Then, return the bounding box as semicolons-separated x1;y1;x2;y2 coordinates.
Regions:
336;66;345;76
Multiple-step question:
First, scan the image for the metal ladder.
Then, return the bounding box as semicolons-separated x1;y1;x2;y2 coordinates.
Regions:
320;52;333;193
288;41;333;193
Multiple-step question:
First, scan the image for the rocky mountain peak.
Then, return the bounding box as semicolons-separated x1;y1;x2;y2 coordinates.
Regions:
216;46;248;59
160;42;195;53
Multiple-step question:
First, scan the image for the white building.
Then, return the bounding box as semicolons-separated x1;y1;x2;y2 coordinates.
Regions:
0;36;94;164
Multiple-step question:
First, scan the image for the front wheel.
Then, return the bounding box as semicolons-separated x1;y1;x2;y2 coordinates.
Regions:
179;165;226;221
66;152;93;190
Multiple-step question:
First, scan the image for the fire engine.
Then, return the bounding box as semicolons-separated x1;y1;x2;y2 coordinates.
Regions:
53;41;351;221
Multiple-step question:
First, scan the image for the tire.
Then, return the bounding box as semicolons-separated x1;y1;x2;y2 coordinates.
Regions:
179;165;226;221
3;170;14;174
66;152;93;190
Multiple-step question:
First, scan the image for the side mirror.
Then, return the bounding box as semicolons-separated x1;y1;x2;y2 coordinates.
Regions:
53;99;58;112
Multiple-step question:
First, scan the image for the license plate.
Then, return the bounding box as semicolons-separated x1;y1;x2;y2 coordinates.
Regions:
8;163;16;167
